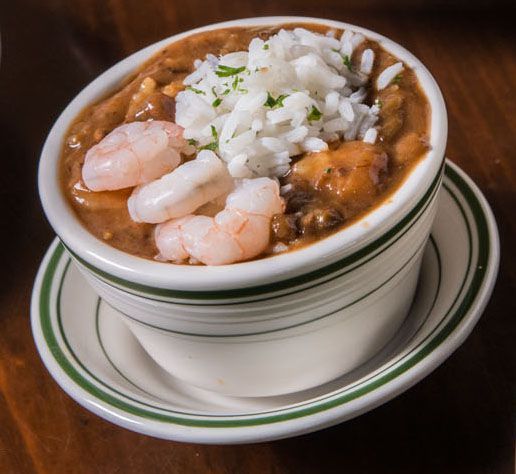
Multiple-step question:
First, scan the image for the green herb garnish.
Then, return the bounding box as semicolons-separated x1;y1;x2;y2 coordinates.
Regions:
275;94;288;107
187;138;198;146
331;49;353;71
222;88;231;96
342;55;353;72
325;167;333;174
215;65;247;77
263;44;269;50
198;142;218;151
264;92;276;108
186;86;205;95
264;92;289;109
374;98;383;109
307;105;322;122
212;97;222;107
393;74;403;84
198;125;219;151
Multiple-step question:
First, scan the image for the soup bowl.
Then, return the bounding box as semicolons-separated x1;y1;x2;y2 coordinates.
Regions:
38;16;447;397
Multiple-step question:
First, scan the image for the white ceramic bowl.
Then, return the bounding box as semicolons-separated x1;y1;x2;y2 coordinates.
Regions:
38;16;447;397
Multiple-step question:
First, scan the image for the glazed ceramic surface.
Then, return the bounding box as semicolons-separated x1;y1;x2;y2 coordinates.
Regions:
32;162;500;443
77;168;440;395
38;17;448;395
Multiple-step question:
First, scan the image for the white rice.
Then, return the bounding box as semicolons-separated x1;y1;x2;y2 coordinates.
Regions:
377;62;404;90
363;127;378;144
360;49;374;75
176;28;401;178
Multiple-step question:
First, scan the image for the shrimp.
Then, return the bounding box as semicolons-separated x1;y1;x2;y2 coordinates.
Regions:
128;150;233;224
155;178;285;265
82;121;186;191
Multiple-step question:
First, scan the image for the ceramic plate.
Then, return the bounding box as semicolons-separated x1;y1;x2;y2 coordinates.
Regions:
31;161;499;444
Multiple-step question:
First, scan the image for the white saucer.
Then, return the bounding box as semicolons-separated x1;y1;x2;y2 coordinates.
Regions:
31;161;499;444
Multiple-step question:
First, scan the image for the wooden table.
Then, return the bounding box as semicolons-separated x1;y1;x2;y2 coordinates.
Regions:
0;1;514;472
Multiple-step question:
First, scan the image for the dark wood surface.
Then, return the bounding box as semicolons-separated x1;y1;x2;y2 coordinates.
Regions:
0;1;514;473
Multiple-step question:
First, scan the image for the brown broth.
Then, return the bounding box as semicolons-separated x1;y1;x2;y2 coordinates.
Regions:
60;23;430;261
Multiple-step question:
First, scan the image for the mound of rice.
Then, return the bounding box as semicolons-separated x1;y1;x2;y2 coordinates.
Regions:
175;28;403;178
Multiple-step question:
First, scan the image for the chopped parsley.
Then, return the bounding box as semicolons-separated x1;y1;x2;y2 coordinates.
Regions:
264;92;289;109
210;87;222;107
229;77;245;93
374;98;383;109
263;43;269;50
187;138;198;146
198;142;218;151
222;88;231;96
199;125;219;151
325;167;333;174
307;105;322;122
264;92;276;108
342;55;353;72
332;49;353;71
392;74;403;84
275;94;288;107
215;65;247;77
186;86;205;95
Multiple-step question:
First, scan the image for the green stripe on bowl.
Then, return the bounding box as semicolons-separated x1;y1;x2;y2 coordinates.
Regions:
64;160;445;302
93;235;442;417
37;163;492;427
113;236;427;337
56;188;458;418
77;166;442;307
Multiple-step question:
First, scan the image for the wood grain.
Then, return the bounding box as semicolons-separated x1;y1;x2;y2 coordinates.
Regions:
0;1;514;473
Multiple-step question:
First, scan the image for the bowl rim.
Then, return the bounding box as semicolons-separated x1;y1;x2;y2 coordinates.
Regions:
38;15;447;291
